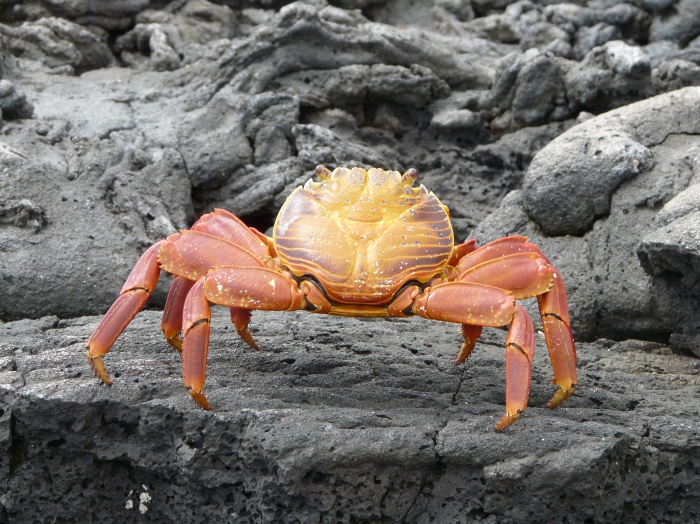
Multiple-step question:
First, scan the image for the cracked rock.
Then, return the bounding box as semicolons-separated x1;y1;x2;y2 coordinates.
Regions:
0;311;699;522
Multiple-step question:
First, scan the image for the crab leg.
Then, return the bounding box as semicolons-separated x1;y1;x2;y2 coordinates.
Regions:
230;307;259;350
178;267;307;410
539;266;577;408
161;276;195;352
182;278;212;410
457;239;578;408
412;282;539;429
458;252;553;299
86;241;165;384
455;236;538;274
203;267;307;312
497;304;535;430
160;210;271;350
454;324;483;366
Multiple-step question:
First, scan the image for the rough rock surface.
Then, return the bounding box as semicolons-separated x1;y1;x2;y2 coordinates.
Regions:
1;310;699;523
0;0;699;521
474;87;700;352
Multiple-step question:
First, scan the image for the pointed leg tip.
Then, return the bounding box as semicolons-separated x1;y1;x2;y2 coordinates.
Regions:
188;389;212;411
238;330;261;351
86;350;113;386
546;386;575;409
495;411;521;431
165;335;183;353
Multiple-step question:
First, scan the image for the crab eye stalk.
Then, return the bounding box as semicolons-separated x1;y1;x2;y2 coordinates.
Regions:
315;165;332;181
402;168;417;186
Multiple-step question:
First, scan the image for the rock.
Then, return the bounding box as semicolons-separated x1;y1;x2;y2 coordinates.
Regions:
430;108;482;132
474;87;700;346
0;17;115;72
115;23;184;71
649;0;700;47
638;182;700;294
0;312;700;522
573;23;621;60
522;127;654;236
5;0;152;31
0;311;698;522
511;51;567;127
564;40;653;112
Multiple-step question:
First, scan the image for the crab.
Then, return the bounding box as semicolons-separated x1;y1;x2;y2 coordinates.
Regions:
86;165;577;430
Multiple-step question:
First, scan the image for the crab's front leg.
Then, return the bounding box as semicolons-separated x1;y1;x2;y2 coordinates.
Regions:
180;267;325;410
411;282;536;430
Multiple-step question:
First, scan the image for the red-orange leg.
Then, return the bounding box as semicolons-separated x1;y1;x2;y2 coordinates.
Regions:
86;241;165;384
457;238;578;410
456;236;537;275
454;324;483;366
538;266;577;408
182;210;273;350
161;276;195;352
496;304;535;431
182;279;212;410
203;267;307;312
230;308;259;350
412;282;537;430
178;267;309;411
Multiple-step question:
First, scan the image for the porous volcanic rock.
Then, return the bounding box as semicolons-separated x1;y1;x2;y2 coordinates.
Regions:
0;0;699;521
0;310;698;523
473;87;700;350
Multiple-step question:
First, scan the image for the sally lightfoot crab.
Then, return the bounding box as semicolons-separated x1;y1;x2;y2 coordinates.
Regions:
86;166;577;430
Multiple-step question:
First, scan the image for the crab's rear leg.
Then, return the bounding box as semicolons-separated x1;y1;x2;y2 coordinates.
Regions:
180;266;309;410
86;241;165;384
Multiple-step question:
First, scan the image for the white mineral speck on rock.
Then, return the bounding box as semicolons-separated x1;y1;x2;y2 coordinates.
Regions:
125;500;133;509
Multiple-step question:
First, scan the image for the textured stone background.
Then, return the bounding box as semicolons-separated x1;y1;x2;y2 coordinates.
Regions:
0;0;699;522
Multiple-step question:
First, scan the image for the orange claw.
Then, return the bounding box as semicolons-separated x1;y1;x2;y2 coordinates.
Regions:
86;241;165;384
182;279;212;410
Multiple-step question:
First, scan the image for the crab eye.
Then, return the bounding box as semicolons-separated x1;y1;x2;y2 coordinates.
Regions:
315;165;331;181
402;168;417;186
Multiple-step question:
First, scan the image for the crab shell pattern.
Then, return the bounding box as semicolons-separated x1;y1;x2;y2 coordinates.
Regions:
86;166;577;431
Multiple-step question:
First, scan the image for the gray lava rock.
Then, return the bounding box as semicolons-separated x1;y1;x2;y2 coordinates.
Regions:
474;87;700;346
0;17;115;72
0;0;698;520
638;182;700;298
649;0;700;47
0;310;699;523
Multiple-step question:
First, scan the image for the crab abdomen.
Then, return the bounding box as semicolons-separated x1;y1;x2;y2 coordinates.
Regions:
273;167;454;305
